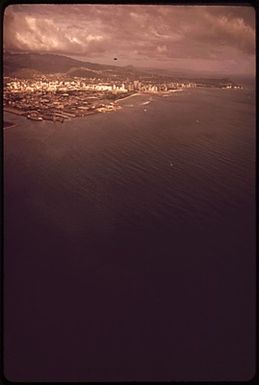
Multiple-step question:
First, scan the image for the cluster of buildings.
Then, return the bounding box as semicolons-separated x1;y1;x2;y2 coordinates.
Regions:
4;77;175;95
3;75;242;122
3;77;128;121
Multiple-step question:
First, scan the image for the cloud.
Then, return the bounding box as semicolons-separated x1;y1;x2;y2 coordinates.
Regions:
3;4;255;75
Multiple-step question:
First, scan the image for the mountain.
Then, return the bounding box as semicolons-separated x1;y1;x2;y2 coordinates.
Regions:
3;52;140;77
66;67;100;78
5;67;43;79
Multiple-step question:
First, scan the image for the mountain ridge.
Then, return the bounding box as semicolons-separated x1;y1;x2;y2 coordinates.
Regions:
3;52;138;77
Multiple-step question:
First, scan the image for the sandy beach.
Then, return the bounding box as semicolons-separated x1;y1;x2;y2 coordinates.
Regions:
115;93;141;103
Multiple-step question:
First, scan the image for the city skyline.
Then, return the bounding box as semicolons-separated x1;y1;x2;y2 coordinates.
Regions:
4;4;256;76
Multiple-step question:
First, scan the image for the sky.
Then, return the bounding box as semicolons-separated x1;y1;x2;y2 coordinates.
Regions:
4;4;256;76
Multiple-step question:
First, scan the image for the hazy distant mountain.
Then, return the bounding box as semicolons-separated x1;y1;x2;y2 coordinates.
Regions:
66;67;101;78
137;66;247;80
3;52;141;77
7;67;43;79
4;52;240;81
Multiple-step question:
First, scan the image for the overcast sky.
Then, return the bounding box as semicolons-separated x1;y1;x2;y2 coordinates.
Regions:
4;4;256;76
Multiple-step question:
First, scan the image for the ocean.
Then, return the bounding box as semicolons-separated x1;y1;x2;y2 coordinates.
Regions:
3;85;256;381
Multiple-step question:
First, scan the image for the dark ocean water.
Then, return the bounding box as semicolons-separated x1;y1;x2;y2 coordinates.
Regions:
4;86;256;381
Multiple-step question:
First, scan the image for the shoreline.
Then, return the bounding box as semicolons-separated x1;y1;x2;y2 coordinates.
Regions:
4;121;16;129
4;107;24;116
4;86;237;126
115;93;141;103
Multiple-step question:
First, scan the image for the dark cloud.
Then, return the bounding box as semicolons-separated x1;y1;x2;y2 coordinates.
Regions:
3;5;255;75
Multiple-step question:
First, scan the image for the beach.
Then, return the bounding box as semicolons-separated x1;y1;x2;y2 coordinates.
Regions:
115;92;141;103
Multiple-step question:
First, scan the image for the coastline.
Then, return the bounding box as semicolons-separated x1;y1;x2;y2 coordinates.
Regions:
115;93;141;103
4;121;16;129
4;107;24;116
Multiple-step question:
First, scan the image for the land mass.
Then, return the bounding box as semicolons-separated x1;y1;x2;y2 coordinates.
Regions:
4;52;242;123
4;52;143;78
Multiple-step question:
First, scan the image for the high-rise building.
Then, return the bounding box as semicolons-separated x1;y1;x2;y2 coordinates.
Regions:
133;80;139;90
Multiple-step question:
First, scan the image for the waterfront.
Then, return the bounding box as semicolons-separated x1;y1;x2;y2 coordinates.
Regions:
4;85;256;381
3;74;241;123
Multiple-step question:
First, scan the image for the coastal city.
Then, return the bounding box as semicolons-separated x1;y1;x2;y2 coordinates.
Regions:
3;75;242;123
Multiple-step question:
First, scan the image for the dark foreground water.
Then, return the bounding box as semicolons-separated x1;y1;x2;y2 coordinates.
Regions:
4;86;256;381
